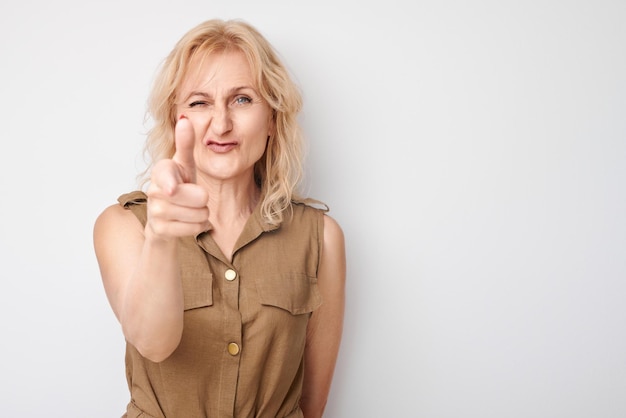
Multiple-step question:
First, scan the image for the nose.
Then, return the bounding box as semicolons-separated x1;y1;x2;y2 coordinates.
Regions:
209;104;233;136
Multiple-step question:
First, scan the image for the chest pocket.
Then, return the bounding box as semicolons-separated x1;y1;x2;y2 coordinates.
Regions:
256;272;321;315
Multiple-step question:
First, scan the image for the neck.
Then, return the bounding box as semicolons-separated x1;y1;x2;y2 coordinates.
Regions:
199;177;260;227
198;178;261;261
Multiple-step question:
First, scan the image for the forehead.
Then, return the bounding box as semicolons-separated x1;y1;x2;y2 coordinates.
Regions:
181;50;256;92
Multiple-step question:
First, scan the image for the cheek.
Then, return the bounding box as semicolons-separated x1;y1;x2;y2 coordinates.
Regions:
251;134;269;156
240;112;271;140
247;133;268;164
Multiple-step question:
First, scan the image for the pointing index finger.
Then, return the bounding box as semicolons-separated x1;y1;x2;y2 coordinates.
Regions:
172;115;196;184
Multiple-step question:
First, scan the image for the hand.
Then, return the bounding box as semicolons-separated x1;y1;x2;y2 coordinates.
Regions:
146;116;210;240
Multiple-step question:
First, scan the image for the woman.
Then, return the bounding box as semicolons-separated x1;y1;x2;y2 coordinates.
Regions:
93;19;346;418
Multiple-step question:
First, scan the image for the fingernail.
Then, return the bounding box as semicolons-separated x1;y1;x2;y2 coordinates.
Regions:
179;114;187;120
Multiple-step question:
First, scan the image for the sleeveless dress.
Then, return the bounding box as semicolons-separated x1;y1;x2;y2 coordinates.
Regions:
117;191;325;418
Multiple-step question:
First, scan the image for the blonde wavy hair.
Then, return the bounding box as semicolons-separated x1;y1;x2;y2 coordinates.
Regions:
139;19;306;226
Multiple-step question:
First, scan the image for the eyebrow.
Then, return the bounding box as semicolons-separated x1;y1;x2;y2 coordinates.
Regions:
183;86;257;102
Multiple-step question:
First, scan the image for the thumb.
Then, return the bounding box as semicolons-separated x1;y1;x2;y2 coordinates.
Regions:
172;115;197;183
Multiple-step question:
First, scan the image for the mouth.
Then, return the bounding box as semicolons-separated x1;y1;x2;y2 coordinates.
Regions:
206;140;238;153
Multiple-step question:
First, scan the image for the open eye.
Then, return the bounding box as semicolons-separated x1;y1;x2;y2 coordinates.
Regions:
234;96;252;105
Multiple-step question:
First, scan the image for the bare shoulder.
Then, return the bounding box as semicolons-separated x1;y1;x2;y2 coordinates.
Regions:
93;203;145;258
94;204;142;238
322;214;345;250
320;214;346;283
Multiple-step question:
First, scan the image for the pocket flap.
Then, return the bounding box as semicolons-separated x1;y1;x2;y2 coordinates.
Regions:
257;273;321;315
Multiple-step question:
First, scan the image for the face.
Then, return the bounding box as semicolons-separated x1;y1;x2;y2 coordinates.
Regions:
176;50;274;185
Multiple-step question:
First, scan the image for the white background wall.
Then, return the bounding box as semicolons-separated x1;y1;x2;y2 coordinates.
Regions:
1;1;624;417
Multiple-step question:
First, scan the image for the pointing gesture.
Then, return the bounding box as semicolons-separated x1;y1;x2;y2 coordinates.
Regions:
146;116;210;240
171;116;197;185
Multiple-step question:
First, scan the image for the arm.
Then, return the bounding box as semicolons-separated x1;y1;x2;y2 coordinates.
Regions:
93;117;209;362
300;214;346;418
93;203;186;362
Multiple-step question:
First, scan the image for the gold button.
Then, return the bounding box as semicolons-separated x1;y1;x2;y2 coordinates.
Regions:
224;269;237;281
227;342;240;356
